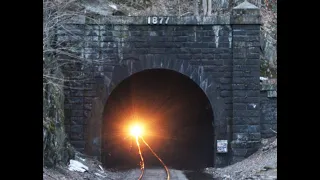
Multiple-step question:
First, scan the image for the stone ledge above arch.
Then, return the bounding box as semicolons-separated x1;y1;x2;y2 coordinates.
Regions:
104;58;226;126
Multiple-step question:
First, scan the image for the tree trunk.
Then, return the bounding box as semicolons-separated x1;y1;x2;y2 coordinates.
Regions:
207;0;212;15
202;0;207;15
194;0;199;15
178;0;181;16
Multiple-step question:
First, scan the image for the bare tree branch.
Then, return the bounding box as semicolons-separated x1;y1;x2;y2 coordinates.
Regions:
207;0;212;15
270;128;277;134
202;0;207;15
194;0;199;16
43;0;102;123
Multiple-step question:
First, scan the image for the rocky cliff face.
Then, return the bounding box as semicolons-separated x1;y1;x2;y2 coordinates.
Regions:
43;59;75;167
260;2;277;78
43;117;75;167
43;0;81;167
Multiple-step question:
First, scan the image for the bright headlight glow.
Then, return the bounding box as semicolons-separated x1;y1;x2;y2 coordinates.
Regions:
130;125;143;137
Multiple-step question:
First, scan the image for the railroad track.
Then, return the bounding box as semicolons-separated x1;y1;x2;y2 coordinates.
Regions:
123;168;190;180
135;136;170;180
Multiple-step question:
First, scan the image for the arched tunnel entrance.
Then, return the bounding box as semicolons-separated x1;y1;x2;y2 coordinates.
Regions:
102;69;215;170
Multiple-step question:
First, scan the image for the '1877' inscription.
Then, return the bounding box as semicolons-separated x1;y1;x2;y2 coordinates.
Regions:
147;17;170;25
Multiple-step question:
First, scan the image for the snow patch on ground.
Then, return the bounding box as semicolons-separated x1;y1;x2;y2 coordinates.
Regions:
260;76;268;81
68;160;88;173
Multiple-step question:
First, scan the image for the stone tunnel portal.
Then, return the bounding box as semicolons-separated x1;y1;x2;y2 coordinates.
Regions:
101;68;215;170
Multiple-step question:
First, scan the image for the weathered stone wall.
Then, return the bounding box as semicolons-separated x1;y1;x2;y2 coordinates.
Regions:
61;23;234;167
229;1;262;164
59;1;261;167
260;81;277;138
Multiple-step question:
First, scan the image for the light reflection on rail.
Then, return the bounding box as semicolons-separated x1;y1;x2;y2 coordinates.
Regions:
135;136;145;180
134;136;170;180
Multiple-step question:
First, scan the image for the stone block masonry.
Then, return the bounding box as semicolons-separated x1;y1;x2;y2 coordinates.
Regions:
58;1;263;167
260;80;277;138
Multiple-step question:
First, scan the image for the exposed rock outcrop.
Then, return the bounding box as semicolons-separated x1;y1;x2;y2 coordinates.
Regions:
43;60;75;167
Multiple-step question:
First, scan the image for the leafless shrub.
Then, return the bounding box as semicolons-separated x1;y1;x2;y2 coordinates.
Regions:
43;0;98;119
43;0;100;166
43;0;102;100
107;0;194;16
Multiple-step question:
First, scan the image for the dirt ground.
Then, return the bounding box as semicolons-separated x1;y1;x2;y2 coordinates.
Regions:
205;136;277;180
43;137;277;180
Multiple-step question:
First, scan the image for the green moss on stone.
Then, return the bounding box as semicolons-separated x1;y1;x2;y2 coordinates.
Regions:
49;121;55;132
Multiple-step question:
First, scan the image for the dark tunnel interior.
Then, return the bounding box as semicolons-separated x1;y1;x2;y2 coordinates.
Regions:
101;68;214;170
